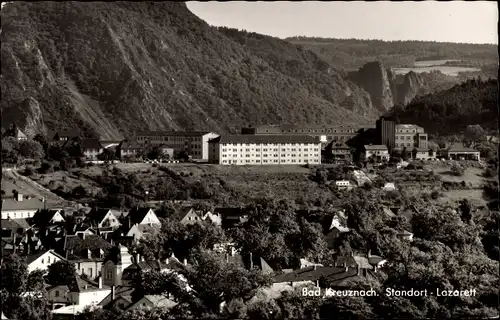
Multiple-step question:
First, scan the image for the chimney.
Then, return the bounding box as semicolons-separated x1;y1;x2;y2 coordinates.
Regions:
357;264;361;276
166;257;169;265
368;249;372;258
313;265;317;271
98;276;102;289
316;280;319;288
345;266;348;272
16;193;23;201
249;252;253;270
135;253;140;264
183;258;187;266
111;286;116;301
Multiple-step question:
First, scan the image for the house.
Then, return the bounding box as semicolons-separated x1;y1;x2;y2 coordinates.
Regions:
117;140;143;160
227;251;274;275
361;145;389;162
324;216;350;249
81;139;104;161
443;144;481;161
120;254;186;287
326;142;353;163
381;206;396;218
87;209;122;229
62;234;113;279
202;211;222;226
382;183;396;191
124;208;161;227
50;129;81;144
412;148;436;160
26;249;67;273
30;209;65;227
334;180;352;190
396;230;414;241
171;207;203;225
1;218;30;241
213;208;249;229
1;191;47;220
299;258;323;269
47;275;111;309
395;124;428;149
98;286;135;314
127;295;177;312
1;312;8;320
126;224;161;242
4;124;28;141
156;145;175;159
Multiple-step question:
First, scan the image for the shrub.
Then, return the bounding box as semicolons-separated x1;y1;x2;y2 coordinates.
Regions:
39;161;54;174
430;190;440;199
23;166;35;176
451;164;465;176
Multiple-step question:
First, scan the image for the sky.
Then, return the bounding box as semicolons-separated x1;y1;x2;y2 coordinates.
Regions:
187;1;498;45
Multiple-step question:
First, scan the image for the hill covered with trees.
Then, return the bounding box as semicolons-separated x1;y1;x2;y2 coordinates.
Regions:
388;78;498;136
1;2;381;139
287;37;498;73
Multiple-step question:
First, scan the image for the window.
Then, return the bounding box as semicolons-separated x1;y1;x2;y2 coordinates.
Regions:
48;257;51;264
41;259;44;264
88;268;93;278
107;270;113;280
55;291;59;297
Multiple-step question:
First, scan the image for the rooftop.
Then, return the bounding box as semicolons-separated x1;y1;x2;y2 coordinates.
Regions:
69;275;110;292
364;145;388;151
209;135;320;144
1;197;46;211
273;266;363;287
395;124;424;130
136;131;214;137
80;138;103;150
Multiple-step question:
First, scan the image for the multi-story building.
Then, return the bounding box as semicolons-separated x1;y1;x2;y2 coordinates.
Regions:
395;124;428;149
241;125;360;149
325;142;353;163
208;135;322;165
376;117;396;151
135;131;219;160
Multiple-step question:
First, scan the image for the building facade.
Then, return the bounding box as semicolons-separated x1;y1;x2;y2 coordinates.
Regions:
135;131;219;160
361;145;390;162
395;124;428;149
208;135;322;165
376;117;396;151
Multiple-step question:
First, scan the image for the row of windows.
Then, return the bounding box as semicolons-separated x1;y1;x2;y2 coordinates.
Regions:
220;143;319;147
221;148;319;152
395;142;417;147
221;159;319;164
395;136;416;140
275;129;355;133
221;153;320;158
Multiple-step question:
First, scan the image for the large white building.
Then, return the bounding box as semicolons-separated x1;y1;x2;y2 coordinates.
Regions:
135;131;219;160
208;135;322;165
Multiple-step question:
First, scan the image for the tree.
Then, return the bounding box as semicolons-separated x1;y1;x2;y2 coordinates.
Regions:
45;260;77;286
451;164;464;176
1;137;20;164
458;199;472;222
464;124;485;143
18;140;45;160
401;147;410;161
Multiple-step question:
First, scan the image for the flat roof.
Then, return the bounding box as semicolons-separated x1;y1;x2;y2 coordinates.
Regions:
209;135;320;144
135;131;215;137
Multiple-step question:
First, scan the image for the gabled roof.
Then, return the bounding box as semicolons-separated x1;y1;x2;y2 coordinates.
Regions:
127;208;155;225
209;135;320;145
1;218;31;231
171;207;202;222
99;285;135;307
68;275;110;292
81;138;103;150
1;198;46;211
52;129;80;140
137;224;161;234
122;258;184;280
26;249;66;265
142;295;177;309
31;209;64;227
88;208;114;224
119;140;143;150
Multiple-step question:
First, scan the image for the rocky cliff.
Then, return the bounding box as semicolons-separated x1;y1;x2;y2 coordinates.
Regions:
348;61;433;111
0;2;381;139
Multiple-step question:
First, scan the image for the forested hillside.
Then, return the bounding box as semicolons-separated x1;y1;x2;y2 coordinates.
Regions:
287;37;498;71
389;78;498;136
0;2;379;139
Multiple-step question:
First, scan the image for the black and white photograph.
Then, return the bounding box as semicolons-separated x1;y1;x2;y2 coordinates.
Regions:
0;1;498;319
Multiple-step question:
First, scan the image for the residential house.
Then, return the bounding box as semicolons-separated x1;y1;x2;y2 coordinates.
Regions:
1;191;47;220
62;234;113;279
202;211;222;226
361;145;390;162
120;254;186;287
81;139;104;161
98;286;135;314
123;208;161;227
324;216;350;249
1;312;8;320
213;208;249;229
87;209;122;229
48;275;110;309
156;145;175;160
208;135;322;165
50;129;81;144
30;209;65;228
334;180;352;190
412;148;436;160
382;183;396;191
443;144;481;161
171;207;203;225
117;140;143;160
135;131;219;160
227;251;274;275
26;249;67;274
397;230;414;241
126;224;160;242
127;295;177;312
326;142;353;163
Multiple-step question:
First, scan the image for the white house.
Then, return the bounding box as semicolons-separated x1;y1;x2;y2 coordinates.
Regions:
125;208;161;226
48;276;110;310
1;193;47;220
88;209;122;229
31;209;65;227
334;180;352;190
101;245;135;287
361;145;389;162
126;224;160;242
26;250;67;274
